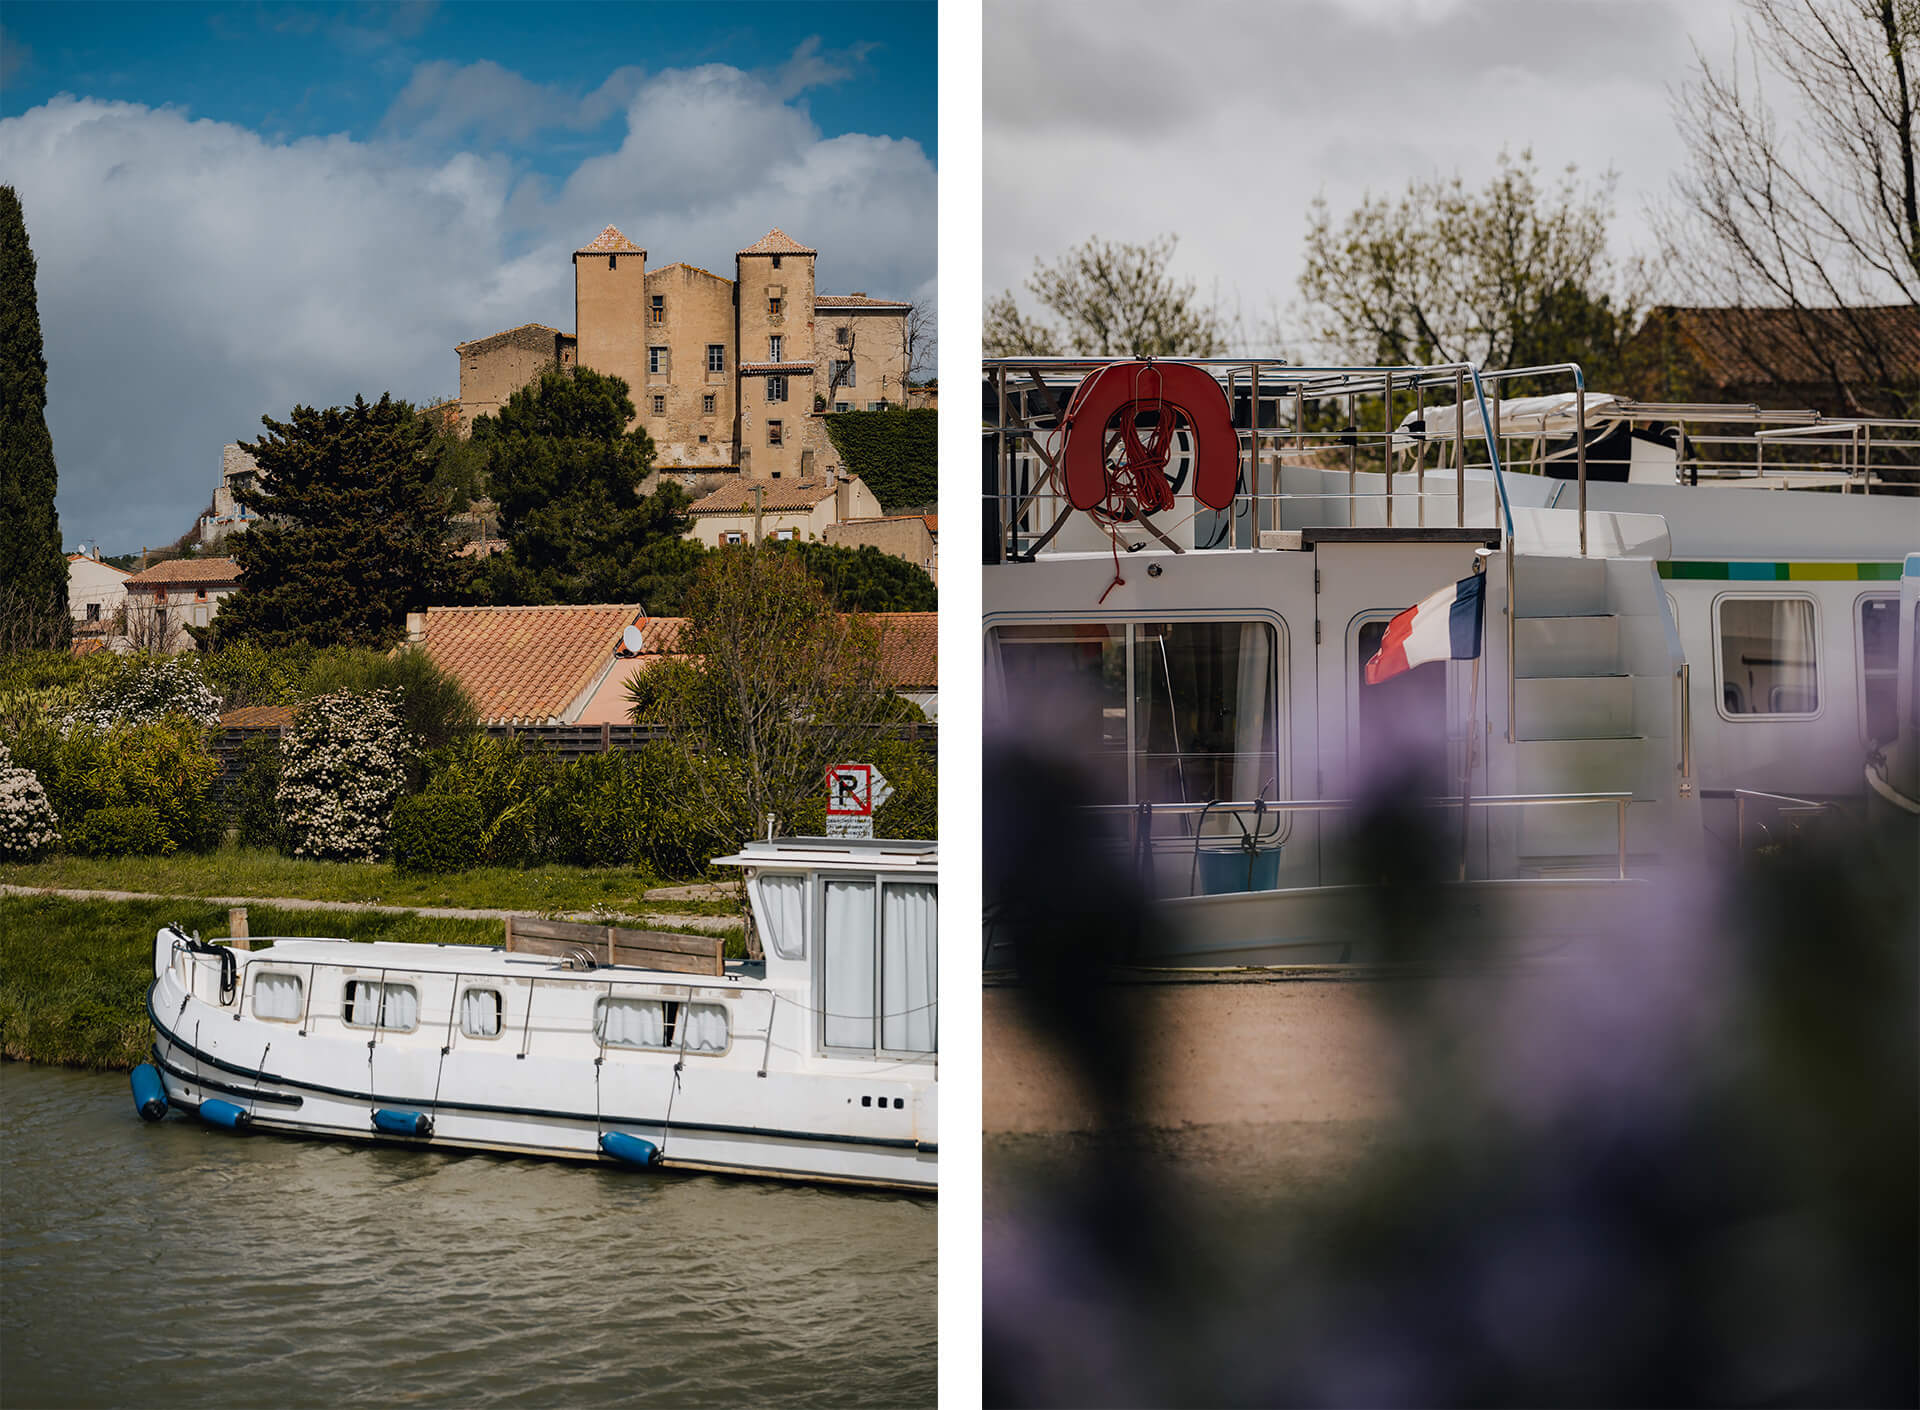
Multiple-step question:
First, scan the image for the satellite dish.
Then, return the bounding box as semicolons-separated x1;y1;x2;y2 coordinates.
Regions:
621;625;643;655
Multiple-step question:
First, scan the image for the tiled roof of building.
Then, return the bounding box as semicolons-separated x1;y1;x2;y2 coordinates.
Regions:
1652;305;1920;388
633;617;688;655
124;558;242;589
923;515;937;534
738;361;817;374
454;322;566;356
221;705;296;728
816;294;911;308
629;613;935;690
689;480;841;514
71;638;106;658
648;262;731;284
419;604;642;724
66;553;131;574
737;228;817;257
577;225;644;255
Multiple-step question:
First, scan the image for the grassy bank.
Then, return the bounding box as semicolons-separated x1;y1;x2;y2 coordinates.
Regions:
0;843;742;918
0;895;501;1069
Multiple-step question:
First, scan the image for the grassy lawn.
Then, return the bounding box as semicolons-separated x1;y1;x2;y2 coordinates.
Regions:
0;843;745;920
0;894;502;1069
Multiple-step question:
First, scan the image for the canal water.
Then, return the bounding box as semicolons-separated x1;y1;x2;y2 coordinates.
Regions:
1;1064;935;1409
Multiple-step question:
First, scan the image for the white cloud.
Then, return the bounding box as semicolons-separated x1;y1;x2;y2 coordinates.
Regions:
0;51;935;551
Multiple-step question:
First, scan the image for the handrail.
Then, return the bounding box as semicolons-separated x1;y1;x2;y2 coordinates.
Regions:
1733;787;1836;854
1677;663;1694;798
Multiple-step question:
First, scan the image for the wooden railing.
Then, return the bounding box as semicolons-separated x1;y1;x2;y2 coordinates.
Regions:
503;914;727;976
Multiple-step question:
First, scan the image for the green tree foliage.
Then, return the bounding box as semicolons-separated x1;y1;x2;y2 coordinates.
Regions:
0;186;69;652
10;718;221;856
778;541;936;613
299;646;478;758
212;394;461;650
1298;151;1644;385
985;234;1230;358
477;367;693;605
626;543;905;837
822;410;937;510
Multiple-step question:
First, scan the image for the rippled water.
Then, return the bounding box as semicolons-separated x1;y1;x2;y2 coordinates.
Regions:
1;1064;935;1409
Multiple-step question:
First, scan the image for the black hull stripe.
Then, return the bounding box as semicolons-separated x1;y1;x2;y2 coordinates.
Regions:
150;1044;305;1106
147;982;935;1156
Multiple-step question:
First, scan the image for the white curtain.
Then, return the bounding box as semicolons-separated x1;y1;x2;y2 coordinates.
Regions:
461;988;501;1038
881;883;937;1054
378;984;419;1032
681;1003;730;1053
597;997;666;1048
1230;623;1275;805
756;874;808;960
823;878;877;1049
253;971;302;1021
1773;598;1817;712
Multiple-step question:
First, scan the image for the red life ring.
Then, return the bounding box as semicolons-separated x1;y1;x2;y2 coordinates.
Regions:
1059;361;1240;513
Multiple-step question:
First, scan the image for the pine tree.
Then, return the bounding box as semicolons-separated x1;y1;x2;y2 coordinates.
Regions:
210;395;459;650
0;186;70;651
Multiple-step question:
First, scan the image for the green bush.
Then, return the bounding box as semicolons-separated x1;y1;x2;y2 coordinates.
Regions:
12;718;221;856
66;805;169;857
230;733;290;853
201;642;315;711
391;793;484;874
821;409;936;510
423;734;565;866
301;647;479;760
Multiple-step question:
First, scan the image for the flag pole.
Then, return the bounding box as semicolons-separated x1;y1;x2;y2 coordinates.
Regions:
1460;652;1480;882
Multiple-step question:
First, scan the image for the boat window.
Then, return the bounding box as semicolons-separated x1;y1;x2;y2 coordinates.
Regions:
1859;595;1899;744
252;971;303;1022
1355;617;1449;794
754;872;808;960
342;980;419;1032
594;997;729;1053
1717;597;1819;717
821;876;938;1056
459;987;503;1039
823;878;878;1049
987;620;1280;807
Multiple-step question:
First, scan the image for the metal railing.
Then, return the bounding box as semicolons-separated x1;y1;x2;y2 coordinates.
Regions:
1084;789;1634;881
1733;788;1837;854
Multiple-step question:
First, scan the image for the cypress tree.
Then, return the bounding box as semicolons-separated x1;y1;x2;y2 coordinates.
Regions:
0;186;70;650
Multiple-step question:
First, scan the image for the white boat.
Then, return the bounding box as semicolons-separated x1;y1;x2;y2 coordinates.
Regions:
981;356;1917;966
135;836;938;1193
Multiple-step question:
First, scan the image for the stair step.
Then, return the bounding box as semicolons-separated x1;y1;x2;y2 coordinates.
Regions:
1514;614;1619;678
1515;675;1636;740
1512;736;1656;799
1513;556;1608;618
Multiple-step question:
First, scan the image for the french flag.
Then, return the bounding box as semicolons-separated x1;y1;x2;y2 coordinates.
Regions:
1364;572;1485;685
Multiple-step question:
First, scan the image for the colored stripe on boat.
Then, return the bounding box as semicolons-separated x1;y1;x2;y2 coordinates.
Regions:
1658;561;1901;582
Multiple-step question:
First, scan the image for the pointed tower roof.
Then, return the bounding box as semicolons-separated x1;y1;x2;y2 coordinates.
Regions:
576;225;644;256
736;227;817;257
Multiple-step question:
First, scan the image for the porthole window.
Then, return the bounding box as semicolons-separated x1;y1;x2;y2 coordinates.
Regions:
1717;596;1819;717
342;980;419;1031
252;971;304;1022
459;987;503;1038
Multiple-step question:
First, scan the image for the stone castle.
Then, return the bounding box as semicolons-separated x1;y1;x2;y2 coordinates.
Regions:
455;225;916;481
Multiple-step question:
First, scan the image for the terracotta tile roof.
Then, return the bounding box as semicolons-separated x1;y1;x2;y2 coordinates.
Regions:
816;294;911;308
455;323;565;356
66;553;130;574
737;228;816;257
870;612;937;690
689;480;840;514
419;604;642;723
923;515;937;534
124;558;242;589
1653;305;1920;388
221;705;296;728
738;361;817;373
648;262;731;284
577;225;644;255
70;638;106;658
633;617;688;655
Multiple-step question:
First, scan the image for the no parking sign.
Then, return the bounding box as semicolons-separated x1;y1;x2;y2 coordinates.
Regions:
826;763;893;838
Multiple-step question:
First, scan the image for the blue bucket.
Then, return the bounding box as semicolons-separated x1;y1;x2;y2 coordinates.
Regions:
1196;843;1282;894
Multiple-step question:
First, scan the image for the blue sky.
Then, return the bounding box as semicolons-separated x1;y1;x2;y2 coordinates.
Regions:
0;1;937;552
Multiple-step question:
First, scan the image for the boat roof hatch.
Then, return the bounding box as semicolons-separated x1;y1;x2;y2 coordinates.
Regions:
713;836;938;874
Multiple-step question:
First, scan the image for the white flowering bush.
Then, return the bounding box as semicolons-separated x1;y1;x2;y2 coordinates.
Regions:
64;656;220;731
277;689;410;862
0;741;60;861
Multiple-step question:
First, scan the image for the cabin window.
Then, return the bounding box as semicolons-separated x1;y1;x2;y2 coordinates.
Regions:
821;877;937;1055
987;619;1281;809
460;987;503;1038
754;873;808;959
1353;615;1449;795
342;980;419;1031
1859;595;1899;745
1717;596;1819;717
252;971;303;1022
595;997;729;1053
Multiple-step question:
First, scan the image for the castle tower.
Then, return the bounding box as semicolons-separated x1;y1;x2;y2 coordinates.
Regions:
734;228;817;479
572;225;648;428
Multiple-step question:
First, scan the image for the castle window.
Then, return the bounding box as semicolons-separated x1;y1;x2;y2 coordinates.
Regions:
608;255;616;269
767;375;788;403
834;402;850;413
652;395;666;414
769;297;783;318
830;359;856;387
768;335;782;361
699;434;709;444
650;295;664;324
707;344;725;373
772;255;782;269
702;394;716;414
836;326;850;347
768;420;784;446
648;346;668;375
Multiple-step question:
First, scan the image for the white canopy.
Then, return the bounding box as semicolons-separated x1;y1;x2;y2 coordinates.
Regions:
1395;391;1627;447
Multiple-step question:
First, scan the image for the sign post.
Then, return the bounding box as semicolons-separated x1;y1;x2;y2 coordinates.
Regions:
825;763;893;839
